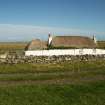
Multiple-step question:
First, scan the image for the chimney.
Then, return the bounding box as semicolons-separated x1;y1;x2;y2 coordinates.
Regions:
93;35;97;44
48;33;52;45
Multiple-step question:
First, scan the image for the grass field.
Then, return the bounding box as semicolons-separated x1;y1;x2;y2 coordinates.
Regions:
0;61;104;104
0;81;105;105
0;42;105;104
0;42;27;52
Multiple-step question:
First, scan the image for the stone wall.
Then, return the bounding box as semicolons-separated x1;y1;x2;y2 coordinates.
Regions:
0;52;105;64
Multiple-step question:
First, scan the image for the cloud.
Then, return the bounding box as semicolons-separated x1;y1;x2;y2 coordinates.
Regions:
0;24;104;41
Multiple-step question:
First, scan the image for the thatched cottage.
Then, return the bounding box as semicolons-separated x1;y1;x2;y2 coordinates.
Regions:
25;34;97;50
25;34;104;56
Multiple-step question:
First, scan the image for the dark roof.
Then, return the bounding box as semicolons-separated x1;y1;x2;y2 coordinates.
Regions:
51;36;97;48
25;39;47;50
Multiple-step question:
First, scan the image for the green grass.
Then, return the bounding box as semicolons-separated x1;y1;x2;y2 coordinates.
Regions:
0;60;105;82
0;60;105;74
0;65;105;82
0;81;105;105
0;61;104;104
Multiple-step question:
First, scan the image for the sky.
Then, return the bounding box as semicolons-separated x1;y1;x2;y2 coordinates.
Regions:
0;0;105;41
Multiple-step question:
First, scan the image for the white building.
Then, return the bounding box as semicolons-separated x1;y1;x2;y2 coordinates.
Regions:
25;34;105;56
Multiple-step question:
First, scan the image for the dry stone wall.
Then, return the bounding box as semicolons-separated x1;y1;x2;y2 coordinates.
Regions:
0;51;105;64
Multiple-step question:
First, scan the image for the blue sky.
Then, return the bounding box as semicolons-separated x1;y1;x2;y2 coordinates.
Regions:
0;0;105;41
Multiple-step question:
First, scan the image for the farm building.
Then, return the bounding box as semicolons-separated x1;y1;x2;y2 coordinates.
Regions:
25;34;97;50
25;34;105;56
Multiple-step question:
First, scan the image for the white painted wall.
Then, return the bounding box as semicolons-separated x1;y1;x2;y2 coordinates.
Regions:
48;36;52;45
25;49;105;56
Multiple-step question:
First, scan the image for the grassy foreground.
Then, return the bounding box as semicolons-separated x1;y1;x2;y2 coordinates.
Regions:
0;60;105;73
0;60;104;83
0;41;105;105
0;81;105;105
0;61;104;104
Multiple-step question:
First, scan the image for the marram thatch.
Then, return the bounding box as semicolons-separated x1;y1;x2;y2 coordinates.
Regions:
25;39;47;50
51;36;97;48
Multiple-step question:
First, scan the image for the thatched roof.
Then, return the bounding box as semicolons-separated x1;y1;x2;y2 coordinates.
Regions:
51;36;97;48
25;39;47;50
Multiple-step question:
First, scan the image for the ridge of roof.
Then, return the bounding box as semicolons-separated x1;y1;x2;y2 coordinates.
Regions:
54;35;92;38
